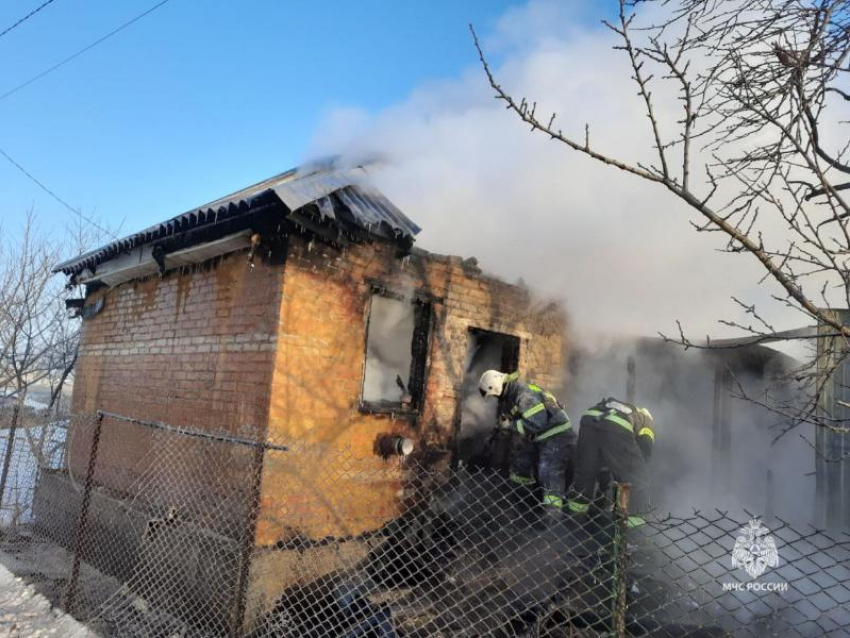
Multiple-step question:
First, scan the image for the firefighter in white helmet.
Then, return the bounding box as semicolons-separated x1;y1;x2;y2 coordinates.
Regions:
479;370;574;513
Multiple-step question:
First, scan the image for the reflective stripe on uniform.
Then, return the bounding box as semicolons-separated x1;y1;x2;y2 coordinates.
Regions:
535;422;572;442
568;500;589;513
522;402;546;419
637;426;655;442
604;412;633;432
627;515;646;528
505;371;519;382
510;473;535;486
583;409;604;418
528;383;558;403
514;420;525;436
542;494;563;509
636;407;653;419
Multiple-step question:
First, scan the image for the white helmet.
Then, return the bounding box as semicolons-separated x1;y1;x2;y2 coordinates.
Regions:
479;370;507;398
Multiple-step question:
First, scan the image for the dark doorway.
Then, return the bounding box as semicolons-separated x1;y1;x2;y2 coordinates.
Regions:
455;328;521;471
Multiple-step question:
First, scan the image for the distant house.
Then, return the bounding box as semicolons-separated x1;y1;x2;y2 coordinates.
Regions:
45;162;566;628
566;336;807;523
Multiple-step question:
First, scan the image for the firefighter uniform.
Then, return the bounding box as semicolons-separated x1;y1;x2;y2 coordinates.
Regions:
567;398;655;527
497;372;575;510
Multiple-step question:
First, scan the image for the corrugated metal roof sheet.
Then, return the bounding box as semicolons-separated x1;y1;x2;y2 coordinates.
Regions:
54;164;420;276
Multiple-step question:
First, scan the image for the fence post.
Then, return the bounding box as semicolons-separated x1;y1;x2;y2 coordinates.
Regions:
612;482;631;638
64;411;104;614
0;404;21;515
230;442;266;637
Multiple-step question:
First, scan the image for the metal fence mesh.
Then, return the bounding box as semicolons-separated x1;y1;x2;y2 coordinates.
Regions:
0;409;848;637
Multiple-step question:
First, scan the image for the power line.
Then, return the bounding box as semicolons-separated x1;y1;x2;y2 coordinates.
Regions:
0;0;60;41
0;0;173;104
0;145;117;239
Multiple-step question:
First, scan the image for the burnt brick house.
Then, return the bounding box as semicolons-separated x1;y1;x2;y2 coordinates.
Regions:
48;162;567;626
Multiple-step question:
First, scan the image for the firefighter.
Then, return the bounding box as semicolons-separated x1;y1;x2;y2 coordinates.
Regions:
478;370;575;514
567;398;655;529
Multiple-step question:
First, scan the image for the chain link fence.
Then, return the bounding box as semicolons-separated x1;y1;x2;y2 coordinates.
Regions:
0;409;848;637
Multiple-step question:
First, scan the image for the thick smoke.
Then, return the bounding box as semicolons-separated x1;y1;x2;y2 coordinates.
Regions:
306;0;801;341
306;0;818;524
566;335;815;525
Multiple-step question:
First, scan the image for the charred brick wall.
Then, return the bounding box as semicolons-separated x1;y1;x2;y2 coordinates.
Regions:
66;233;566;544
257;235;567;543
63;231;568;629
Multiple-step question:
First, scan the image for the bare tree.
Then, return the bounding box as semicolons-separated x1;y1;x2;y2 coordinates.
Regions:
0;213;74;412
472;0;850;437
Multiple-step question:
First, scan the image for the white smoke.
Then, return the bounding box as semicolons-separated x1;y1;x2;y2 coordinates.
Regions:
306;0;796;342
304;0;821;523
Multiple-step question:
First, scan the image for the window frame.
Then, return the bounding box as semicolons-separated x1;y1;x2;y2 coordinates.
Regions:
359;284;433;416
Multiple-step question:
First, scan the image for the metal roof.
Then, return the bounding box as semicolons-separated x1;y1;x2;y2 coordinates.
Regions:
54;164;421;276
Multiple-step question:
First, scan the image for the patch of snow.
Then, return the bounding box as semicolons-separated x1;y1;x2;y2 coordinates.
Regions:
0;563;96;637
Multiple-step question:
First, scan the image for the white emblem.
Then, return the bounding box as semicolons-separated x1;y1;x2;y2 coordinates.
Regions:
731;518;779;579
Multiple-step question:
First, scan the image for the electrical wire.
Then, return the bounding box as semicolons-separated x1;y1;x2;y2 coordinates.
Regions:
0;0;60;42
0;144;117;239
0;0;173;104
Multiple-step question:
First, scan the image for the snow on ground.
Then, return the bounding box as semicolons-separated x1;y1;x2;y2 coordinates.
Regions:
0;563;96;637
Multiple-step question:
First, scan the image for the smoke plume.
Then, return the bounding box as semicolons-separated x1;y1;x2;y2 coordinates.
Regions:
306;0;819;523
306;0;795;342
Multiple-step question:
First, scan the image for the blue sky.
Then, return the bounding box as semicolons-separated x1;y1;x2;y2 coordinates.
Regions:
0;0;602;242
0;1;808;342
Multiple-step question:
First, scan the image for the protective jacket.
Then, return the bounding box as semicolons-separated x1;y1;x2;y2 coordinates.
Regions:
582;398;655;460
568;397;655;526
497;373;573;441
497;373;575;511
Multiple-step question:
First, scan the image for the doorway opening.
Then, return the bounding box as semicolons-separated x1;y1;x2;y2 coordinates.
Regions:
455;328;520;471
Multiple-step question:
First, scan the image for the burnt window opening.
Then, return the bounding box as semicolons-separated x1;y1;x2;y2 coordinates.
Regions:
360;291;431;415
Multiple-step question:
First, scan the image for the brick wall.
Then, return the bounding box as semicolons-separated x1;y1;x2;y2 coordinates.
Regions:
70;253;283;497
256;235;567;543
67;233;567;543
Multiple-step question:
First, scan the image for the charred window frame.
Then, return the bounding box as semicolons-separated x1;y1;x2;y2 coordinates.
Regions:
360;284;433;416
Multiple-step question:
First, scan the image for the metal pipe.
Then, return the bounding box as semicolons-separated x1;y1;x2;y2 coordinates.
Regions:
376;435;414;458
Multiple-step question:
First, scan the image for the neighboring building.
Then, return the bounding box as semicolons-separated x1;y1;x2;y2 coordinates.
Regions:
567;336;809;524
44;162;566;629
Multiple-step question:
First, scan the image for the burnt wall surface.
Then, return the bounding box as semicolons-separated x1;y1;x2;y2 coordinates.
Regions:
259;235;567;542
60;232;569;630
67;231;567;544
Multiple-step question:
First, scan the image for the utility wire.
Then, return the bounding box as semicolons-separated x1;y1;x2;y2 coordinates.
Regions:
0;0;59;41
0;0;173;104
0;145;117;239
